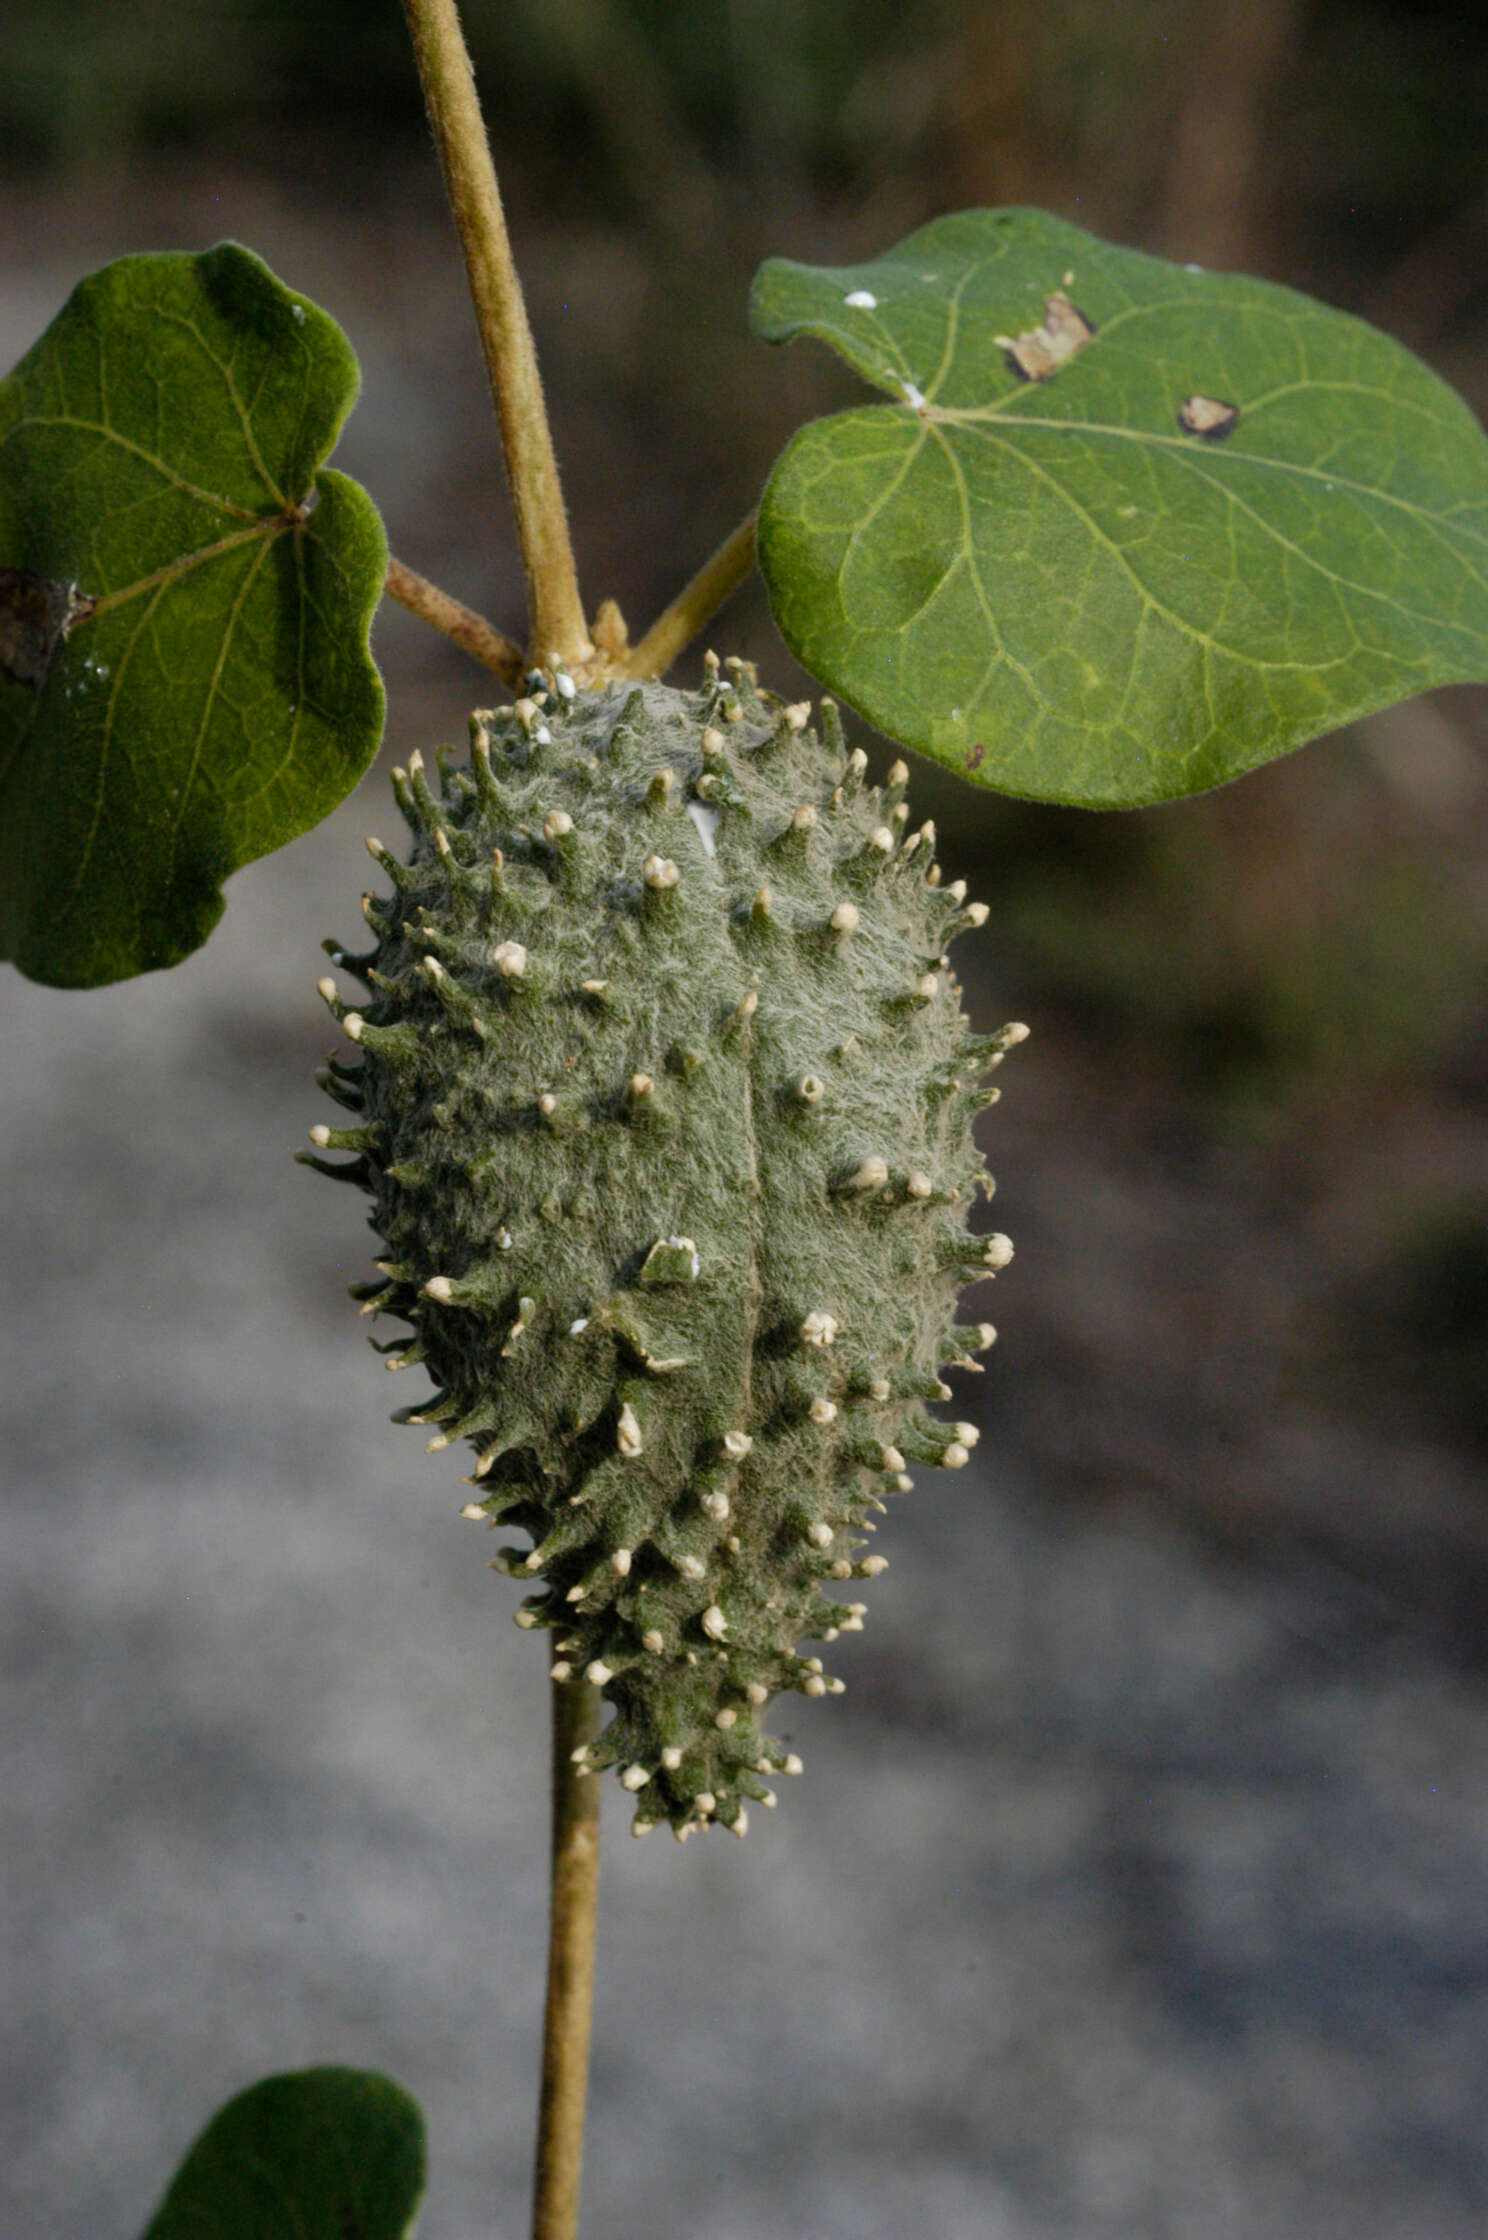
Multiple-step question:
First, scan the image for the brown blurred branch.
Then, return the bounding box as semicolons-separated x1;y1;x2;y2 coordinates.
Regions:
536;0;726;255
1365;183;1488;346
1150;0;1305;270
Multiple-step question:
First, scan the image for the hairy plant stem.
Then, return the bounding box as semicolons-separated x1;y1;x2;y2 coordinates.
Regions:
622;514;757;678
399;0;592;671
384;557;526;685
532;1675;601;2240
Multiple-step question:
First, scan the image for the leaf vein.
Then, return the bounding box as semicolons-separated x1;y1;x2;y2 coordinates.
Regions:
2;412;261;523
150;304;287;507
961;421;1360;678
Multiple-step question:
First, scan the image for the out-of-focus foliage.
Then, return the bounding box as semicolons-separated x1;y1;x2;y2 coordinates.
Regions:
1;0;924;179
4;0;1485;266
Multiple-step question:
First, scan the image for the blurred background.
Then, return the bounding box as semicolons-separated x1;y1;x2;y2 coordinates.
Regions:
3;2;1487;2235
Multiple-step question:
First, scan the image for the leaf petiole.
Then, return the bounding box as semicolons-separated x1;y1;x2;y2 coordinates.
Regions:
620;514;757;679
383;556;525;685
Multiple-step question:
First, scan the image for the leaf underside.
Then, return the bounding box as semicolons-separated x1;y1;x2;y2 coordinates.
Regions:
751;207;1488;806
138;2066;425;2240
0;242;387;987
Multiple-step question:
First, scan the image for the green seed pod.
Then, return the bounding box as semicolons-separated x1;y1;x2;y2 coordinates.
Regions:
305;661;1022;1839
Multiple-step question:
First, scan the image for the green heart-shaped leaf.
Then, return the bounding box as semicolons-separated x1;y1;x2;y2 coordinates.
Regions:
0;242;386;987
138;2067;425;2240
751;207;1488;806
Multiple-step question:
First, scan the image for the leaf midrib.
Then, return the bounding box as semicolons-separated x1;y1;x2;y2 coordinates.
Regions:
810;408;1485;677
53;521;306;922
947;420;1482;649
2;410;270;522
856;398;1488;560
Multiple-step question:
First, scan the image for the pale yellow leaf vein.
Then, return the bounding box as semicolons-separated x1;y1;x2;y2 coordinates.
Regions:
168;531;273;869
150;305;286;508
961;421;1356;678
5;413;260;522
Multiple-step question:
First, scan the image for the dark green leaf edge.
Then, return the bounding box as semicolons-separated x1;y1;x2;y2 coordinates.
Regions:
0;242;387;987
138;2066;426;2240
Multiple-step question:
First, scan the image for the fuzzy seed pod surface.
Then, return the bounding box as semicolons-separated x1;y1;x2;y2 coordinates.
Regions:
308;660;1021;1838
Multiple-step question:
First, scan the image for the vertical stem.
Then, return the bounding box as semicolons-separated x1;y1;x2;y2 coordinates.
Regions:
533;1675;601;2240
399;0;592;669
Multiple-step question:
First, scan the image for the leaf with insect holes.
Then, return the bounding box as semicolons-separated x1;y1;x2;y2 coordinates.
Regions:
138;2067;425;2240
751;207;1488;807
0;242;386;988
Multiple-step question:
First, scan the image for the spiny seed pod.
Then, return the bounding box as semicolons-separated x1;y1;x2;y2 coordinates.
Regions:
303;659;1023;1840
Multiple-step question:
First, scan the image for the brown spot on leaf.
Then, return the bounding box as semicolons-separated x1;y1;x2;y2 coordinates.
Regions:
995;293;1096;383
964;742;986;771
0;569;95;690
1178;394;1239;439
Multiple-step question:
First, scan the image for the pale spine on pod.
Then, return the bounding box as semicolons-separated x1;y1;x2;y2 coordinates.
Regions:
307;668;1021;1836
